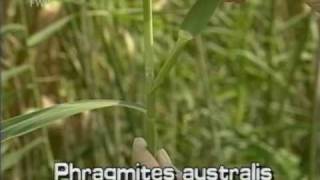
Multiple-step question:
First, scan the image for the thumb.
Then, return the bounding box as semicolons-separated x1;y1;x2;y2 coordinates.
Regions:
155;149;174;167
132;137;159;168
156;149;183;180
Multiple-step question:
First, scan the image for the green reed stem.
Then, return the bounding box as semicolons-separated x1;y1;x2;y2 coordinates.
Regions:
143;0;157;152
310;27;320;180
151;31;192;93
29;65;54;169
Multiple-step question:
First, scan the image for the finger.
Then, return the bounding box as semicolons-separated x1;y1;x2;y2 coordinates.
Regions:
132;137;159;168
156;149;183;180
155;149;174;167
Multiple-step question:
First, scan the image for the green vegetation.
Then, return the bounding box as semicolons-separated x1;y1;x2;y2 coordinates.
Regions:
1;0;319;179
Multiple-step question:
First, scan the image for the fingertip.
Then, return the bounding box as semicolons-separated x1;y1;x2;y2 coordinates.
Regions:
132;137;159;168
156;149;173;167
133;137;147;150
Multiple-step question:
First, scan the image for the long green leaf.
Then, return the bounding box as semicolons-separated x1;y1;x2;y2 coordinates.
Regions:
0;24;26;36
25;10;135;48
151;0;222;91
1;138;44;171
151;31;192;92
27;15;74;48
2;65;31;84
181;0;222;36
1;100;145;142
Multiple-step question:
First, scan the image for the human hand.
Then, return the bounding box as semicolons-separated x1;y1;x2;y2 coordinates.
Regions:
132;137;182;180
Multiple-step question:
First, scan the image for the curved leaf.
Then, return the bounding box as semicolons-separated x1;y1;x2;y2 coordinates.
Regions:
1;138;44;171
1;100;145;142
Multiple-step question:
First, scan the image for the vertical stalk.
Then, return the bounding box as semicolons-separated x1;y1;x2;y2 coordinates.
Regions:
143;0;157;152
310;26;320;180
196;37;221;163
265;0;275;123
29;65;54;169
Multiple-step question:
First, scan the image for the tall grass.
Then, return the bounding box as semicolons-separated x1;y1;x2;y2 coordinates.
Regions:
310;18;320;180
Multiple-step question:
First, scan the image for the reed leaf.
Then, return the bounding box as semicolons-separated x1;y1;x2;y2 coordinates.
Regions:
1;100;145;142
27;15;74;48
1;138;44;171
181;0;222;36
2;65;31;84
151;0;222;91
0;24;26;36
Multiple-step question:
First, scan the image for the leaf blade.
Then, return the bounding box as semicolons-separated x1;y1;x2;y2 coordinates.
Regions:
27;15;74;48
1;138;44;171
1;100;145;142
181;0;222;36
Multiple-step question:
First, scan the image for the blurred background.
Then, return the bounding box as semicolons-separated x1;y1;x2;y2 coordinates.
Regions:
1;0;319;179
